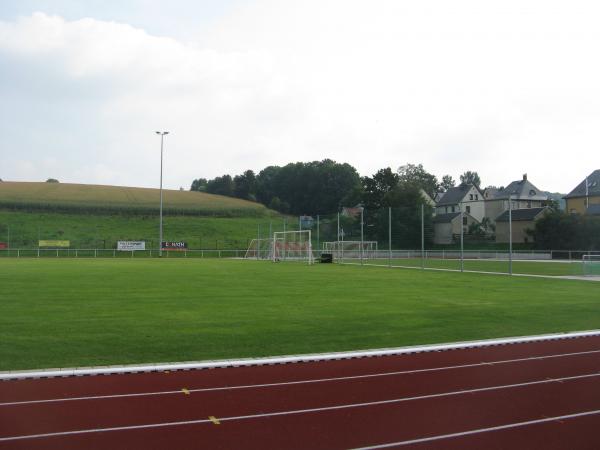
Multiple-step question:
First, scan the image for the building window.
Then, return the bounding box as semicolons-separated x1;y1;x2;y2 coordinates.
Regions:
469;194;473;200
527;201;531;208
463;217;467;225
451;206;455;212
445;207;448;213
475;194;478;200
466;205;471;214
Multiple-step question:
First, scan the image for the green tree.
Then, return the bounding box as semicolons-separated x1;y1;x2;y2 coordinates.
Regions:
206;175;235;197
460;171;481;187
233;170;257;200
440;175;456;192
530;211;600;250
361;167;399;210
190;178;207;192
397;163;438;198
46;178;59;183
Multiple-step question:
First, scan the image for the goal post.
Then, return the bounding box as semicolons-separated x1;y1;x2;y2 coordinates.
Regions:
582;254;600;276
244;238;274;260
322;241;378;259
272;230;314;264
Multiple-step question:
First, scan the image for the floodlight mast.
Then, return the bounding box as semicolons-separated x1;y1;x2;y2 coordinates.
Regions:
156;131;169;257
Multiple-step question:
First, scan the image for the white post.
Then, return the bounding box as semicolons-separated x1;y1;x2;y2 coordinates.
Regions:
509;194;513;275
421;204;425;270
360;208;364;265
388;207;392;268
460;205;464;272
156;131;169;257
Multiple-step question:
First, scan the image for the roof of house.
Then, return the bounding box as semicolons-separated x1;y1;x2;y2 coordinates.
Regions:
433;212;461;223
432;212;480;224
484;187;500;199
492;175;548;201
564;169;600;199
496;207;549;222
587;204;600;216
437;183;483;206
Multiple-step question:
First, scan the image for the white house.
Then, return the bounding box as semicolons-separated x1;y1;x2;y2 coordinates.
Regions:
435;183;486;222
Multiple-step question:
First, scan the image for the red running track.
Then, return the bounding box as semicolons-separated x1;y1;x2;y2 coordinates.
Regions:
1;335;600;449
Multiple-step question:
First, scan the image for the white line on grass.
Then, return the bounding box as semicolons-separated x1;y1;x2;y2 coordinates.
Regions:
352;409;600;449
2;348;600;407
1;330;599;380
1;371;599;442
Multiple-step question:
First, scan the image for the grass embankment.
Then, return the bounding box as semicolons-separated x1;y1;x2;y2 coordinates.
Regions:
0;181;268;216
0;181;285;249
0;210;286;249
1;259;598;371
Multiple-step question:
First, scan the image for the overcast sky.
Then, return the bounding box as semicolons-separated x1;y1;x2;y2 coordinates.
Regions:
1;0;599;193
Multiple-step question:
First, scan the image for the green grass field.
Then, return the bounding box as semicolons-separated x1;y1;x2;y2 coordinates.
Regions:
352;257;585;276
1;259;598;371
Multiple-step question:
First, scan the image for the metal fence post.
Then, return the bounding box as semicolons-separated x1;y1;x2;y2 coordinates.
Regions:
388;207;392;268
421;204;425;270
360;208;364;265
509;195;513;275
460;207;464;272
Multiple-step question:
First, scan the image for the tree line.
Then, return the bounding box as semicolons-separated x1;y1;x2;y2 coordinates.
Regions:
191;160;482;215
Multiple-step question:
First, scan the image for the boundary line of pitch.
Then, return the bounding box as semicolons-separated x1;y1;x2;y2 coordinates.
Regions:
1;329;599;381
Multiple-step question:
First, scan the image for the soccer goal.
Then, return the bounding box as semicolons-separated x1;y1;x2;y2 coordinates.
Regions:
244;238;274;260
582;254;600;276
272;230;314;264
322;241;378;259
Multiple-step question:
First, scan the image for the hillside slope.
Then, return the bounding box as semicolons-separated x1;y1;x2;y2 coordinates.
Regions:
0;182;269;216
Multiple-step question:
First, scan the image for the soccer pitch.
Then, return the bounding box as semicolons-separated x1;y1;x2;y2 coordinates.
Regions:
348;257;585;276
1;259;599;371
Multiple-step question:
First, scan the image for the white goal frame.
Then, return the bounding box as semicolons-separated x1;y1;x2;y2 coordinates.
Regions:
244;238;274;260
272;230;314;264
322;240;378;259
582;254;600;276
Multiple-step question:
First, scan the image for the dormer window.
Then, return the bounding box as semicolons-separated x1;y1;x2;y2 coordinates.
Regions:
529;190;536;196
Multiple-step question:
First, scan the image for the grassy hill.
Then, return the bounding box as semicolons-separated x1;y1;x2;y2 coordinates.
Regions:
0;182;285;250
0;181;268;216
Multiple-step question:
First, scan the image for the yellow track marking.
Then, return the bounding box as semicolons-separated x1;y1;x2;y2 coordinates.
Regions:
209;416;221;425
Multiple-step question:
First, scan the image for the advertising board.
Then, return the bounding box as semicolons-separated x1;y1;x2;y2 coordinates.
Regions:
39;240;70;248
161;241;187;251
117;241;146;251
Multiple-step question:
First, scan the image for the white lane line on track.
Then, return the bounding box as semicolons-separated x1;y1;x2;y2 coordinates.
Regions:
352;409;600;449
2;348;600;407
1;371;599;442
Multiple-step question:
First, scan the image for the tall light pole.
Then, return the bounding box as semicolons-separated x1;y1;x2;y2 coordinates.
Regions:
156;131;169;257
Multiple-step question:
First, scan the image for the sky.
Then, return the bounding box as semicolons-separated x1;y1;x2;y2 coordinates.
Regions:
1;0;599;193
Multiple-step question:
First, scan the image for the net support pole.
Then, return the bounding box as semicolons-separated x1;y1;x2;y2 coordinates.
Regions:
509;195;513;275
421;204;425;270
360;208;364;266
257;223;260;260
388;207;392;268
460;206;464;272
316;215;320;253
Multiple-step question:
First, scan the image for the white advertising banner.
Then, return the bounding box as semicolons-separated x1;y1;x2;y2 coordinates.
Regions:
117;241;146;251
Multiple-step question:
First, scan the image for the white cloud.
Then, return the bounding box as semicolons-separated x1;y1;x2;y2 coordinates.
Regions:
1;1;600;194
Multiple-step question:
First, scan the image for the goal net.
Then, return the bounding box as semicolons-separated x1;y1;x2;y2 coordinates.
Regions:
272;230;314;264
244;238;274;260
582;254;600;276
322;241;378;259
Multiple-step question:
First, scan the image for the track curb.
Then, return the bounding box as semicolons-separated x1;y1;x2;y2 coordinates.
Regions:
2;329;599;380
